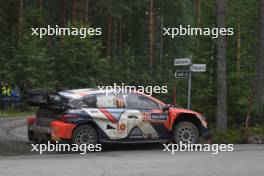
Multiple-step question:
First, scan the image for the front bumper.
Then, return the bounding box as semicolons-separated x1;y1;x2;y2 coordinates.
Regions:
202;129;212;139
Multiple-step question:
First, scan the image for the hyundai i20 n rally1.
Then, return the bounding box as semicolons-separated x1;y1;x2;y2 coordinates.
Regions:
27;89;210;145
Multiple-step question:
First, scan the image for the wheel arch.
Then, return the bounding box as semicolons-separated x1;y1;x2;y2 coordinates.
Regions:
72;120;100;138
173;113;203;135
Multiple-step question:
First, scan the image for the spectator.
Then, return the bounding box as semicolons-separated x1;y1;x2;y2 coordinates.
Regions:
0;81;3;109
11;85;20;108
2;82;11;110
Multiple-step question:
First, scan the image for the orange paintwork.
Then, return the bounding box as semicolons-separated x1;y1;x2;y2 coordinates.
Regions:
27;116;36;125
167;108;207;130
50;120;76;140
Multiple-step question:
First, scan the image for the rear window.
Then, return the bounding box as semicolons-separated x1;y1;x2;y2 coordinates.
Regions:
83;94;124;108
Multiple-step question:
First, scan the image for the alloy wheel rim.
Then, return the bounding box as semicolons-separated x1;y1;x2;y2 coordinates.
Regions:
178;126;195;143
76;129;95;145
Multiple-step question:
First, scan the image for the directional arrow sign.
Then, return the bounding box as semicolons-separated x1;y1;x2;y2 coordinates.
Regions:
174;58;191;66
191;64;206;72
175;70;190;78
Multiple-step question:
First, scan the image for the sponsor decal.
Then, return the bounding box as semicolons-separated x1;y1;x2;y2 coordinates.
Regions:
142;112;168;121
150;113;167;120
99;108;117;123
118;123;126;131
143;133;159;139
129;127;143;139
142;112;151;121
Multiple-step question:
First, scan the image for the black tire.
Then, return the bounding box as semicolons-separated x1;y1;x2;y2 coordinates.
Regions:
72;125;98;145
173;121;199;144
28;130;37;143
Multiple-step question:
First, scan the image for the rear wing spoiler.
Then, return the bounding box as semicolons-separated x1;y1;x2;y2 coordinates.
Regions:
27;90;67;107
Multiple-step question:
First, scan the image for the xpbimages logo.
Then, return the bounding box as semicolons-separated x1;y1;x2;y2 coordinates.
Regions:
31;141;102;154
163;25;234;39
31;25;102;38
163;142;234;155
97;83;168;96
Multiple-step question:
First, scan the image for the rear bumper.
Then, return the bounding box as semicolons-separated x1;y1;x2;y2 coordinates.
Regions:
50;120;76;141
27;117;76;142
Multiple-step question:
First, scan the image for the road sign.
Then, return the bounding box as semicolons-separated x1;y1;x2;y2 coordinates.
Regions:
191;64;206;72
175;70;190;78
174;58;191;66
174;57;206;109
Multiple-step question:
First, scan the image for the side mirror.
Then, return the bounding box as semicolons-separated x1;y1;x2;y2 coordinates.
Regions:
162;104;171;112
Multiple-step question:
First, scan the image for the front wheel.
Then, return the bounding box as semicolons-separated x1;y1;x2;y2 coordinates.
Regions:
173;122;199;144
72;125;98;145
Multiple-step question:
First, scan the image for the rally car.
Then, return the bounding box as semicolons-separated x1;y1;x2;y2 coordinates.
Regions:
27;88;210;145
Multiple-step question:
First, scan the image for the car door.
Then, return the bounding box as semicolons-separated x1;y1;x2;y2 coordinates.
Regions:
123;93;169;140
82;93;131;140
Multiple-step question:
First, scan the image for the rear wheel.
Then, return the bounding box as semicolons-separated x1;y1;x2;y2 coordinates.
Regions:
28;130;37;143
72;125;98;145
173;122;199;144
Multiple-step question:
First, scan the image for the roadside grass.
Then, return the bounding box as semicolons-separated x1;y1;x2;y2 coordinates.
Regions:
212;129;247;144
0;109;35;118
212;124;264;144
249;124;264;136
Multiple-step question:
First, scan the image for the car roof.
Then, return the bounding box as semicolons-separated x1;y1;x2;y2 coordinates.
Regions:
58;88;165;106
58;88;98;99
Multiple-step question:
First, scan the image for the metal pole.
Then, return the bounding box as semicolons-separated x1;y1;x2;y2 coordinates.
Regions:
187;59;192;109
173;85;176;106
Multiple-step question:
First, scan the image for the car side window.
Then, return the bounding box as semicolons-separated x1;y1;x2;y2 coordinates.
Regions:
96;94;117;108
124;94;159;110
83;95;97;108
83;94;125;108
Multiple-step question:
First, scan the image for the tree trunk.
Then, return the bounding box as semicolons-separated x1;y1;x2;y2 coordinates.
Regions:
72;0;78;24
195;0;201;26
106;15;112;57
83;0;89;23
160;8;164;64
245;83;255;131
78;0;84;22
118;17;122;60
18;0;23;42
216;0;227;132
237;19;241;76
39;0;42;10
149;0;154;76
37;0;42;10
256;0;264;120
62;0;67;26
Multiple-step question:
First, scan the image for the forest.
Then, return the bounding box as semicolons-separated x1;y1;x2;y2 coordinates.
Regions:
0;0;264;140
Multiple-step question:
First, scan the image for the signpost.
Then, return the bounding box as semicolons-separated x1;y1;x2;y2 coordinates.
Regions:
174;58;191;66
174;58;206;109
175;70;190;78
191;64;206;72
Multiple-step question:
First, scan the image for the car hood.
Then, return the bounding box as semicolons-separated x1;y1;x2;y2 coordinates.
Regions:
169;107;201;115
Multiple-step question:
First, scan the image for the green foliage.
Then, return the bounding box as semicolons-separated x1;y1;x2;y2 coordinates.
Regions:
0;108;35;118
0;0;263;129
212;129;247;144
249;124;264;136
49;23;106;89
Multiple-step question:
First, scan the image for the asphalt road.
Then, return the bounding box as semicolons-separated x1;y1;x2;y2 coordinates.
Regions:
0;117;264;176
